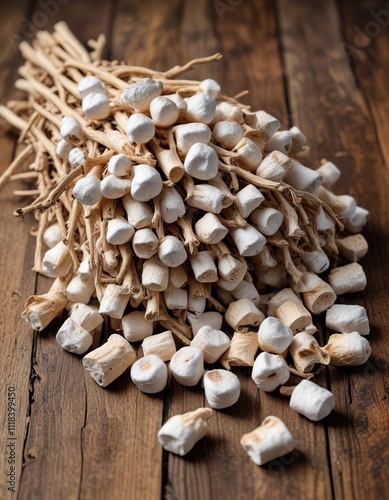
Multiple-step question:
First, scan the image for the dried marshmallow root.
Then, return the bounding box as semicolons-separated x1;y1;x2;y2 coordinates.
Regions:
326;304;369;336
289;332;330;373
328;263;367;295
141;330;176;361
220;331;258;369
130;354;168;393
203;369;241;409
225;298;265;330
122;311;154;342
240;416;294;466
69;303;104;332
158;408;213;456
251;352;290;392
56;317;93;355
290;380;335;421
324;332;371;366
82;334;136;387
170;346;204;386
190;325;230;363
257;317;293;354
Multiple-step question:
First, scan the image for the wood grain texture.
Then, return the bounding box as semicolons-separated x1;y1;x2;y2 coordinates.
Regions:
0;0;388;498
278;1;389;498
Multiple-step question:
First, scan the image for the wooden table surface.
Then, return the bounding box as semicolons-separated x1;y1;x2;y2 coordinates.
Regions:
1;1;388;499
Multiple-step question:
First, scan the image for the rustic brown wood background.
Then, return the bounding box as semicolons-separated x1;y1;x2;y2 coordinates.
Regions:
1;0;389;499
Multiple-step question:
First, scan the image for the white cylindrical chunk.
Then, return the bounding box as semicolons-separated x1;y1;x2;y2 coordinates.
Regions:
240;416;294;466
66;273;95;304
275;300;313;334
316;161;341;188
150;96;179;127
317;187;357;219
235;184;265;218
174;123;211;153
56;317;93;355
187;295;206;316
204;369;240;409
232;281;260;308
217;254;247;283
194;213;228;244
142;256;169;291
142;330;176;361
328;263;367;295
82;93;110;120
99;284;130;319
107;154;132;177
225;298;265;330
200;78;221;98
42;241;72;277
82;334;136;387
184;142;218;180
69;303;103;332
248;110;280;140
43;223;62;249
348;206;369;230
189;251;218;283
324;332;371;366
294;272;336;315
160;186;186;223
165;93;187;114
191;325;230;363
230;225;266;257
121;78;163;112
187;311;223;337
185;93;216;124
336;234;368;262
317;207;335;232
290;126;307;153
265;130;292;155
326;304;369;335
290;380;335;421
131;354;168;393
164;286;188;310
127;113;155;143
249;207;283;236
106;216;135;245
122;311;154;342
78;75;106;99
212;120;244;150
158;236;187;268
256;151;291;181
132;228;159;259
131;164;162;201
73;173;102;206
251;352;290;392
212;101;244;124
158;408;212;456
284;160;322;194
56;139;73;160
60;116;84;143
234;137;263;171
101;175;131;199
68;147;85;167
187;184;225;213
122;195;153;228
168;264;188;289
220;331;258;369
289;332;330;373
170;346;204;386
257;317;293;354
217;278;240;292
302;250;330;274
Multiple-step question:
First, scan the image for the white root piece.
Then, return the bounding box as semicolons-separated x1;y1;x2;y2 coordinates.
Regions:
186;184;225;213
69;303;104;332
240;416;294;466
158;407;213;456
194;213;228;244
169;264;188;289
232;281;260;308
220;331;258;369
107;216;135;245
290;379;335;421
301;250;330;274
251;352;290;392
101;175;132;199
317;186;357;219
257;317;293;354
82;93;110;120
158;236;187;268
235;184;265;218
328;262;367;295
164;286;188;310
190;325;230;363
122;311;154;342
160;186;186;223
142;256;169;291
230;225;266;257
122;195;154;228
249;207;284;236
324;332;371;366
200;78;221;98
265;131;292;155
203;369;240;409
56;317;93;354
289;332;330;373
234;137;263;171
174;123;211;153
187;311;223;336
187;295;207;316
69;148;86;167
130;354;168;393
346;206;369;233
212;101;244;124
43;223;62;249
293;272;336;315
132;228;159;259
42;241;72;278
73;173;102;206
170;346;204;386
83;334;136;387
335;234;368;262
326;304;369;335
56;139;73;160
184;143;219;180
289;126;307;153
246;110;280;141
217;254;247;283
185;93;216;124
66;273;95;304
190;251;218;283
225;298;264;330
212;120;244;149
141;330;176;361
284;159;322;194
256;151;291;181
98;284;130;319
131;164;162;201
120;78;163;112
275;300;314;334
316;161;341;189
150;96;179;127
108;154;132;176
78;75;106;99
60;116;84;143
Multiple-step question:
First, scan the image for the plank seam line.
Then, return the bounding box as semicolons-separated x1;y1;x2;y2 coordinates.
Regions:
77;372;88;500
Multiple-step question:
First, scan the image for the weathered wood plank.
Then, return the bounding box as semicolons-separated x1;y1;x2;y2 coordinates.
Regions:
278;1;389;498
16;2;115;499
0;2;40;499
